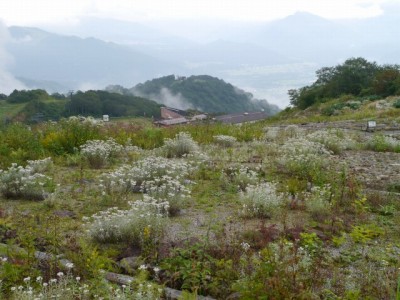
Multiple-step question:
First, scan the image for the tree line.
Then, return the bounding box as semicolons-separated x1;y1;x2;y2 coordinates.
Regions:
0;89;162;122
289;57;400;109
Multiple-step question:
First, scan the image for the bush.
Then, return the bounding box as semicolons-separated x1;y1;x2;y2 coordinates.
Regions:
277;137;332;183
98;156;195;196
0;123;44;167
220;165;259;192
142;176;192;216
213;135;237;147
80;138;123;168
306;129;355;154
365;134;400;152
239;182;285;218
161;132;199;158
393;99;400;108
84;196;167;248
26;157;53;173
304;184;333;220
40;117;102;155
0;162;53;200
233;240;324;298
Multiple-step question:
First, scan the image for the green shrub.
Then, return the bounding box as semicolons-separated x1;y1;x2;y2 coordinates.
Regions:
0;123;44;167
239;182;285;218
213;135;237;147
161;132;200;158
220;165;259;192
350;224;384;244
0;161;53;200
305;184;333;220
84;197;166;249
40;117;102;155
80;138;123;168
365;134;400;152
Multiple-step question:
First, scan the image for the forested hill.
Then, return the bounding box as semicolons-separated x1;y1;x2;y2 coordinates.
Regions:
112;75;280;115
289;57;400;110
0;89;162;122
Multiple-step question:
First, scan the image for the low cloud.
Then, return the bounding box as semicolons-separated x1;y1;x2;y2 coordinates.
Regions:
0;21;26;94
134;87;193;110
78;81;102;91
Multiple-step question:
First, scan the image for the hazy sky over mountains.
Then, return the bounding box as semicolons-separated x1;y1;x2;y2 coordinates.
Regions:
0;0;399;107
0;0;395;26
0;22;26;94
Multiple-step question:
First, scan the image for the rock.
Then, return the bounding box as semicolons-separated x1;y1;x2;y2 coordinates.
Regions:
104;272;135;285
118;256;143;274
164;287;183;300
35;251;53;261
34;251;74;269
226;292;241;300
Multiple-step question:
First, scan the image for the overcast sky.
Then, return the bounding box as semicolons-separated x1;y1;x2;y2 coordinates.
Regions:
0;0;396;26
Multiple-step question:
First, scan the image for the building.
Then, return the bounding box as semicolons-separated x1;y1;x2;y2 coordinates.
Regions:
214;111;269;124
154;117;190;127
160;107;188;120
155;106;208;127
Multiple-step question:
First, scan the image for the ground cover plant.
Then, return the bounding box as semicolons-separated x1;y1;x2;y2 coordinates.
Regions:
0;115;399;299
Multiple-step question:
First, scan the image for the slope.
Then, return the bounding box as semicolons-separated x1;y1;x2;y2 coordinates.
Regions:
129;74;280;114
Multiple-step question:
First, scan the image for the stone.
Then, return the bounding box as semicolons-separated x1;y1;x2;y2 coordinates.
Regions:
104;272;135;285
118;256;143;274
226;292;241;300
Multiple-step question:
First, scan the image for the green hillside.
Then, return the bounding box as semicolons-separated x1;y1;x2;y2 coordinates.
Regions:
128;75;280;114
288;57;400;110
0;89;162;123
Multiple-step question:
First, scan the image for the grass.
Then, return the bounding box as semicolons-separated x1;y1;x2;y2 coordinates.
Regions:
0;104;400;298
0;102;26;120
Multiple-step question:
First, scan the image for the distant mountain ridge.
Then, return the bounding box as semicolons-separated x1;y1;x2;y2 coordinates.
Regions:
6;26;178;91
107;75;280;115
3;6;400;107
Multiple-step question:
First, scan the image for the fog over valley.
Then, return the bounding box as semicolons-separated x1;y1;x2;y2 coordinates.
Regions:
1;1;399;108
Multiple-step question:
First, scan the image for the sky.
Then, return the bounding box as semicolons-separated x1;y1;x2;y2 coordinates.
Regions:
0;0;395;26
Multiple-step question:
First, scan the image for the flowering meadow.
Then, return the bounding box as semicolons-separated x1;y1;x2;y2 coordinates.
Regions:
0;116;400;299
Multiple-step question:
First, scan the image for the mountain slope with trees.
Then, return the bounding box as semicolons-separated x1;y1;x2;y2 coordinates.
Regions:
124;75;280;114
0;89;162;122
288;57;400;109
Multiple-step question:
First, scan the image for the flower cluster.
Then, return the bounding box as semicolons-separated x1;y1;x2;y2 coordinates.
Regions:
264;126;282;141
366;134;400;152
142;176;192;215
80;138;124;168
99;156;195;195
84;196;166;246
8;273;162;300
304;184;333;218
161;132;200;158
239;182;285;218
284;124;304;138
306;129;356;154
26;157;53;173
277;137;332;180
280;137;331;157
0;162;52;200
68;115;103;126
213;135;237;147
221;165;260;191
